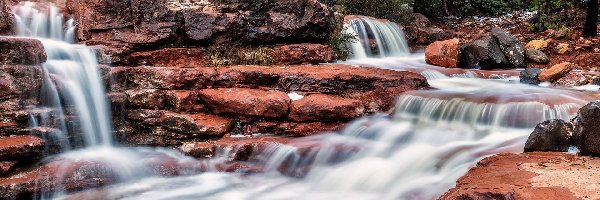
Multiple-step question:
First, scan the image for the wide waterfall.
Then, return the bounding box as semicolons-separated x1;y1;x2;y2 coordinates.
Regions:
344;16;411;59
13;2;114;149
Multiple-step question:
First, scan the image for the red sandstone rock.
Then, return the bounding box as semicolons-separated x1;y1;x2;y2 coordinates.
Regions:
112;67;217;90
276;122;344;136
126;48;206;68
198;88;290;118
0;65;43;100
0;161;17;176
165;91;204;113
272;44;334;65
125;89;166;109
440;152;599;200
539;62;576;82
0;0;13;35
0;135;44;159
160;113;232;137
425;38;460;68
289;94;364;122
0;37;47;65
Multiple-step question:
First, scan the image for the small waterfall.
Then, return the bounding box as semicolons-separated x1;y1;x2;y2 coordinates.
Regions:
343;16;411;60
13;3;114;148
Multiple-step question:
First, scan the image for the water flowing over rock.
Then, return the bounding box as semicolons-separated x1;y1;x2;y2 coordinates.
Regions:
524;119;572;152
425;38;459;68
343;15;410;59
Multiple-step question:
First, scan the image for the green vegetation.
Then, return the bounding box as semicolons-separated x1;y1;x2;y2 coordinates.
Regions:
206;46;274;67
335;0;413;24
413;0;524;17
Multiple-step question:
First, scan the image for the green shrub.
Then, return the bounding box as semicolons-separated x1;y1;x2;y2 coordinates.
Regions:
414;0;524;18
530;0;579;31
335;0;414;24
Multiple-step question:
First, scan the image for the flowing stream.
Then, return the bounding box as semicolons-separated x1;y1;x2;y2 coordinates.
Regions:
6;3;596;200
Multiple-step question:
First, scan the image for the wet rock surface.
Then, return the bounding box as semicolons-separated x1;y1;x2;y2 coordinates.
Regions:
0;0;13;35
573;101;600;156
524;119;572;152
441;152;599;200
198;88;290;118
490;28;526;68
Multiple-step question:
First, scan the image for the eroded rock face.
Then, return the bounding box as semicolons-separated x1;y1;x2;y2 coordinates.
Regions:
67;0;336;47
425;38;459;68
289;94;364;122
0;0;13;35
573;101;600;156
110;64;428;146
524;119;572;152
198;88;290;118
0;37;47;65
404;13;453;46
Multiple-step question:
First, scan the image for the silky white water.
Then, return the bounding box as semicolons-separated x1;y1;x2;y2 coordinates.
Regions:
6;2;596;200
344;16;411;59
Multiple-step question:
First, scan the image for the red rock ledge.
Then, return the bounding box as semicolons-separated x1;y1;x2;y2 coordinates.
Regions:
440;152;600;200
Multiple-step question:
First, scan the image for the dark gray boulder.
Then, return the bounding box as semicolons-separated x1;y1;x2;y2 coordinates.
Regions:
524;119;572;152
491;28;526;68
520;68;542;85
459;36;510;70
573;101;600;156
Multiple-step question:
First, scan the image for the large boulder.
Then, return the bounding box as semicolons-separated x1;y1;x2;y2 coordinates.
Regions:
524;119;572;152
538;62;575;82
67;0;337;46
459;36;510;70
0;37;47;65
573;101;600;156
425;38;459;68
490;28;526;68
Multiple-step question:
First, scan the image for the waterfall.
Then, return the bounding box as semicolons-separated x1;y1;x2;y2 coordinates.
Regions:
343;16;411;60
13;2;114;148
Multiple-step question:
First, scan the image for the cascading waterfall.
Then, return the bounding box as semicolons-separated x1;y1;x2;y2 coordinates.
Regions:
13;2;113;149
344;16;411;59
7;2;597;200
